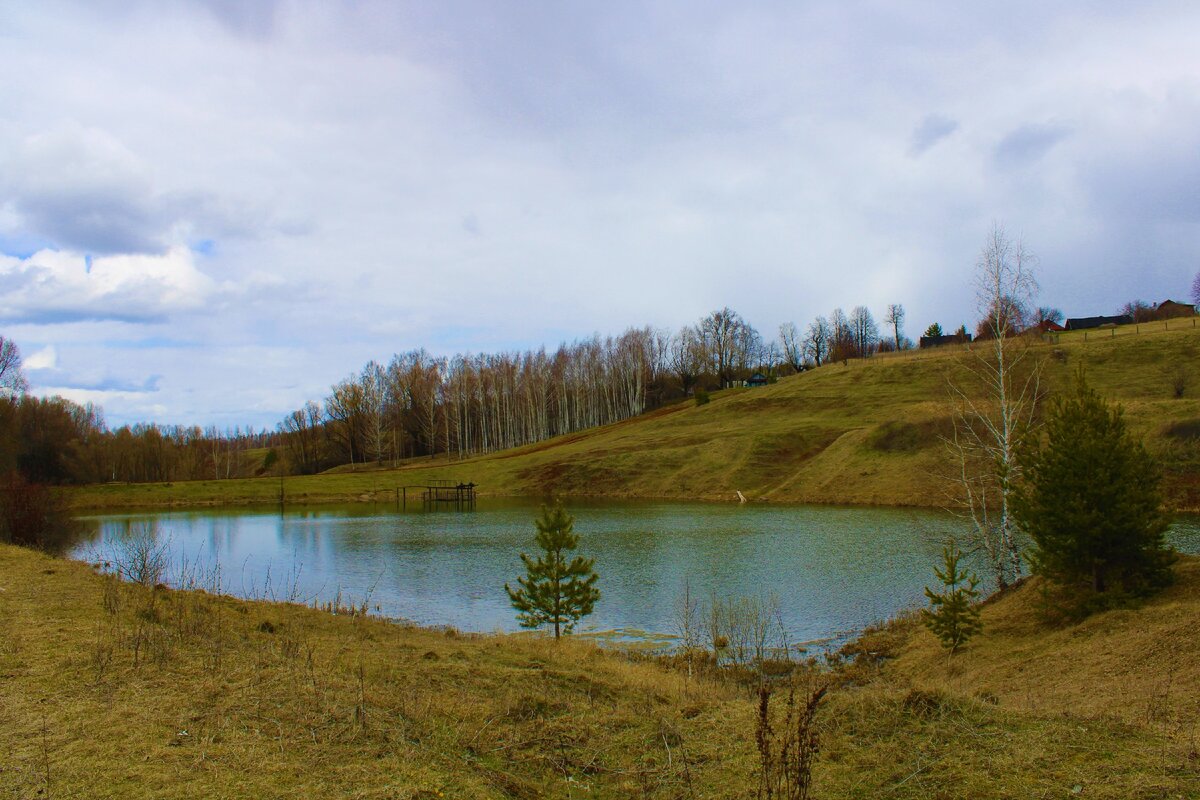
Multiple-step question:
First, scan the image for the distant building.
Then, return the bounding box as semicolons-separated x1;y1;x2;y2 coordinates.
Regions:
1154;299;1197;319
1064;314;1132;331
746;372;769;387
1029;320;1066;334
919;333;972;349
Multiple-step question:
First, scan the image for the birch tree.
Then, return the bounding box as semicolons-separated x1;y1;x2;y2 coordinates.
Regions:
945;224;1042;589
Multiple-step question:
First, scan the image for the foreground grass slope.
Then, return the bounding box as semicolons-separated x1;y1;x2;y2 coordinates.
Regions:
70;321;1200;511
2;545;1198;798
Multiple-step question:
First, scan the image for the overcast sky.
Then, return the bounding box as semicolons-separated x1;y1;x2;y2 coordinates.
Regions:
2;1;1198;429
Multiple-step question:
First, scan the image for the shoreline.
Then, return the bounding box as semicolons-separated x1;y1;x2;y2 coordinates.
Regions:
67;486;1200;516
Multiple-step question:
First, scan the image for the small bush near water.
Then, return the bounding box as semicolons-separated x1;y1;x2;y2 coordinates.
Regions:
0;472;78;551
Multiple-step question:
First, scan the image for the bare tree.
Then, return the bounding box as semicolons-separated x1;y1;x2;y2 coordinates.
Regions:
848;306;879;358
945;224;1042;588
699;307;746;388
1192;270;1200;307
1120;300;1155;324
359;361;387;464
827;308;853;363
279;401;325;474
733;321;765;380
803;317;830;367
883;304;905;351
667;326;700;395
779;323;804;372
326;375;369;466
1033;306;1063;326
0;336;27;396
673;578;702;679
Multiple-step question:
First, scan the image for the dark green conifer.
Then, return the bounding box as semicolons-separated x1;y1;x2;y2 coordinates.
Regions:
1014;372;1174;602
505;502;600;639
922;541;982;654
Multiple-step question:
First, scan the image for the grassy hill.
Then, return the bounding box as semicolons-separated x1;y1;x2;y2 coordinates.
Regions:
2;544;1197;798
69;320;1200;511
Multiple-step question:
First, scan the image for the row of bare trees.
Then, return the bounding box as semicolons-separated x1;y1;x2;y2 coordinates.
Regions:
778;305;911;369
0;297;910;485
283;303;902;472
285;328;676;471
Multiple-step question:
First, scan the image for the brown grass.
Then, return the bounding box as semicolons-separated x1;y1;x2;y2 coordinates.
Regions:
890;557;1200;727
3;545;1200;797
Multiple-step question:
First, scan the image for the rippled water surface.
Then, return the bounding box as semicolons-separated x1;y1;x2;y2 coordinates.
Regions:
73;500;1200;646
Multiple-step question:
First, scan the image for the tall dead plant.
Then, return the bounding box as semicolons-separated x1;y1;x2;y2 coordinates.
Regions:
756;677;827;799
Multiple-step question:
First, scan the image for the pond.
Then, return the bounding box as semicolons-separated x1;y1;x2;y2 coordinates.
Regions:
72;500;1200;648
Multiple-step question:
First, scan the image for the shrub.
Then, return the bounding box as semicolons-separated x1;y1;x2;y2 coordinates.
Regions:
1170;367;1189;399
1163;418;1200;441
694;389;711;406
0;472;78;552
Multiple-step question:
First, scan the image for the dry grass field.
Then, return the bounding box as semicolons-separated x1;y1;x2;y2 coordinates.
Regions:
3;544;1197;798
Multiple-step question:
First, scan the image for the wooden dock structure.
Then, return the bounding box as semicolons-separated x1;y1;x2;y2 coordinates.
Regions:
398;479;477;511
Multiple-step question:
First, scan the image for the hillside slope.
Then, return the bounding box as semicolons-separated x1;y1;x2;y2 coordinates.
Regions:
71;322;1200;510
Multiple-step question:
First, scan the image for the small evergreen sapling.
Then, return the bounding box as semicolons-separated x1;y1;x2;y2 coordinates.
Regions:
922;541;982;654
505;502;600;639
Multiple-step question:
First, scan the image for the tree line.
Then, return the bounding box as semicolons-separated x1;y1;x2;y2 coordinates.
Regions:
278;304;912;473
0;301;914;484
0;388;279;486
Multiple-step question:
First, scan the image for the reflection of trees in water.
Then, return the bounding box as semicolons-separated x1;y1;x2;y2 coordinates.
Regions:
69;506;1200;644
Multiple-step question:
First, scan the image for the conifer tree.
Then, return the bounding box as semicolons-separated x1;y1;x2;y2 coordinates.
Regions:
505;502;600;639
1014;372;1174;601
922;541;982;654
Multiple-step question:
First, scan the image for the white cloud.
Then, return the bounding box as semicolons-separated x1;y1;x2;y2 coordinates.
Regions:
0;1;1198;427
23;345;57;370
0;247;218;324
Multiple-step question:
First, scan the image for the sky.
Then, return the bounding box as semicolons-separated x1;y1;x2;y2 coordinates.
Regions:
2;1;1198;429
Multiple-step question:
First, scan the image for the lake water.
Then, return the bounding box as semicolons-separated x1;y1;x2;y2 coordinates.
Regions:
72;500;1200;648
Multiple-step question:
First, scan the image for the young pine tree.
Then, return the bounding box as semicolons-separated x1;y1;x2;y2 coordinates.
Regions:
505;502;600;640
1013;372;1174;603
922;541;982;654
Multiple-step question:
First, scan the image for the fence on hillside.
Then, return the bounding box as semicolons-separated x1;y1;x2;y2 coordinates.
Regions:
860;315;1199;368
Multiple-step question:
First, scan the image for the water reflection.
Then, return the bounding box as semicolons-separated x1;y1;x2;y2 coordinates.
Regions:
73;500;1200;646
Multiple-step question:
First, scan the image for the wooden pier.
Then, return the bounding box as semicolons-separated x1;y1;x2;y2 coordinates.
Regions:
398;479;477;511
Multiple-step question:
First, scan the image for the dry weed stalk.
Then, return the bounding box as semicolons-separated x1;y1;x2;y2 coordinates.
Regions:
756;677;827;800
